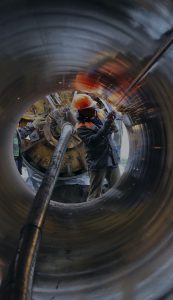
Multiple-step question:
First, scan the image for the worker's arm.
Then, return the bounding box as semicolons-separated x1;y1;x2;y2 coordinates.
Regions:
106;111;119;132
77;122;114;146
77;111;117;145
77;128;104;145
77;126;106;145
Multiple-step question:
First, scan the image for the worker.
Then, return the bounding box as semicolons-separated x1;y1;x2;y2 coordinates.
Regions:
72;94;120;201
13;116;45;174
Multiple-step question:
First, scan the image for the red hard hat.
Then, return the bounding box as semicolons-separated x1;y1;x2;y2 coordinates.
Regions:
72;94;95;110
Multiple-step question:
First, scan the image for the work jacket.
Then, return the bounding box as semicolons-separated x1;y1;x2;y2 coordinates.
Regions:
76;111;119;170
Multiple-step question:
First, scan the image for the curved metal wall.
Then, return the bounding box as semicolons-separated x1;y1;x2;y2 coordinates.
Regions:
0;1;173;299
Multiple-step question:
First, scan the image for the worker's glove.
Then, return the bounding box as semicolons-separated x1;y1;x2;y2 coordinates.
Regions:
107;111;116;122
32;116;46;130
109;123;118;133
104;111;116;130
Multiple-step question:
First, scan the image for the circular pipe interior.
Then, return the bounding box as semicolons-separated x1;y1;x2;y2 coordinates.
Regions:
1;1;173;299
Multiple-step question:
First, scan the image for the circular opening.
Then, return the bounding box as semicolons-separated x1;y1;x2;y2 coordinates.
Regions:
13;92;130;203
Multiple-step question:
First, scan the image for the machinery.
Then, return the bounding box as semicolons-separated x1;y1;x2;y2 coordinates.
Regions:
21;93;86;176
20;94;89;202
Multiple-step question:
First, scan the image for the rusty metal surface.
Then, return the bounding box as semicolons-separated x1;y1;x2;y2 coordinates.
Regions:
0;1;173;299
21;97;86;177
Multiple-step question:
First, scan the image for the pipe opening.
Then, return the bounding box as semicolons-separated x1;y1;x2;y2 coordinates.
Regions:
13;93;130;204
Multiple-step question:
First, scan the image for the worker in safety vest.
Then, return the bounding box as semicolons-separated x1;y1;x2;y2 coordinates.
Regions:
72;94;120;201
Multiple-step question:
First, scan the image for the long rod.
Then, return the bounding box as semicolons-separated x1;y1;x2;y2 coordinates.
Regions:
7;122;73;300
117;30;173;106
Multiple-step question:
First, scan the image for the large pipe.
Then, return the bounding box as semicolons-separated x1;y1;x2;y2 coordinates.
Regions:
1;1;173;300
0;122;73;300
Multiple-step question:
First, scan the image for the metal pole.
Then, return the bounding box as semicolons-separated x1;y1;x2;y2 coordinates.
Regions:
6;122;73;300
117;30;173;106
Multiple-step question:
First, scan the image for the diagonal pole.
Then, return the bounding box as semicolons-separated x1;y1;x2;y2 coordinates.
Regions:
117;30;173;106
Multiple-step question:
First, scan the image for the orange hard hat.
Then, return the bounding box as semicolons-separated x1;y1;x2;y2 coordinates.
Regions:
72;94;96;110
